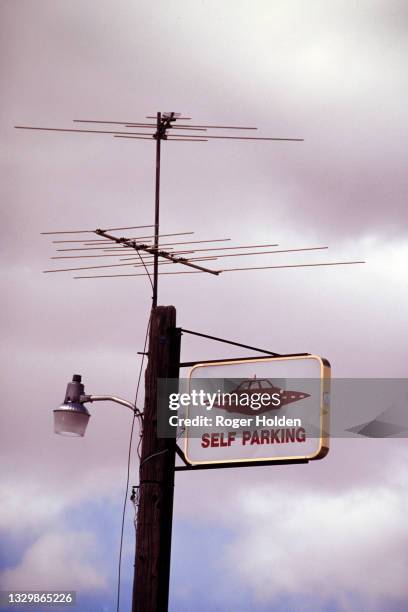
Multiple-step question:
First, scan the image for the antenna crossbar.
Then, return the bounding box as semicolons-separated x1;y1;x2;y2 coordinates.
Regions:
94;229;220;276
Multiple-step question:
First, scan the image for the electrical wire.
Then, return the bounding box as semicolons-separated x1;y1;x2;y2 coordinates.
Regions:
116;311;151;612
135;250;154;294
139;448;168;466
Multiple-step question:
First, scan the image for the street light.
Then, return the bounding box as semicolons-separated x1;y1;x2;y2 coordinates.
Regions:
54;374;139;437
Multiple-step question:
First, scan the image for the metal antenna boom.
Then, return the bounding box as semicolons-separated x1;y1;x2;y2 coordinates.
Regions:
94;229;220;276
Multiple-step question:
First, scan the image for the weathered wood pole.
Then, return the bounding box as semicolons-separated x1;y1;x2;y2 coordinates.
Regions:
132;305;180;612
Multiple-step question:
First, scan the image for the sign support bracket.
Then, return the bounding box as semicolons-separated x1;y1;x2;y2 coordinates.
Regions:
180;328;283;356
175;458;309;471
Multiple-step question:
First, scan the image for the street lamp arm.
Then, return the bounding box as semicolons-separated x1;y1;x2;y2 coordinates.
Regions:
54;375;143;437
81;394;142;416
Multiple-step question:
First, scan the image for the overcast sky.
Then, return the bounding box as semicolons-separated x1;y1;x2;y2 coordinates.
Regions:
1;1;408;611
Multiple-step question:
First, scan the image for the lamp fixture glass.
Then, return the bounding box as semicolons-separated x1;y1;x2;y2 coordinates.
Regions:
54;402;90;437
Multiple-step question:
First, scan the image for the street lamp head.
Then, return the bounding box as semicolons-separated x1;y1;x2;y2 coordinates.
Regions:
54;374;90;437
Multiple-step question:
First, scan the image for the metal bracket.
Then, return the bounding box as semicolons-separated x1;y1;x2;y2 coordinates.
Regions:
175;458;309;471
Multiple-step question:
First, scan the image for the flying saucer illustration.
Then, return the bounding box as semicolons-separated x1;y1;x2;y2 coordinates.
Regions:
208;376;310;415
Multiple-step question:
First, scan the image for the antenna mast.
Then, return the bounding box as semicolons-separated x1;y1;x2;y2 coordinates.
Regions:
153;112;162;306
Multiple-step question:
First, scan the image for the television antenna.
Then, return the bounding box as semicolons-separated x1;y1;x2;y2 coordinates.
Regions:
17;111;364;304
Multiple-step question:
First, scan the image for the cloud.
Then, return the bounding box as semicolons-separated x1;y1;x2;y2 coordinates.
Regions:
0;465;124;535
0;483;67;534
222;483;408;610
0;531;107;592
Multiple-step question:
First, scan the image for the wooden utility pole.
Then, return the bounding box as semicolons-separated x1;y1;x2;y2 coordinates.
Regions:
132;305;181;612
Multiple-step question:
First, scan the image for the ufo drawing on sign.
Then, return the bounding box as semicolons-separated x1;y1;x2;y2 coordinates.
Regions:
208;377;310;416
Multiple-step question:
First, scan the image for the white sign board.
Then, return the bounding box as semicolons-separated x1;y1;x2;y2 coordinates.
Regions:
183;355;330;466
